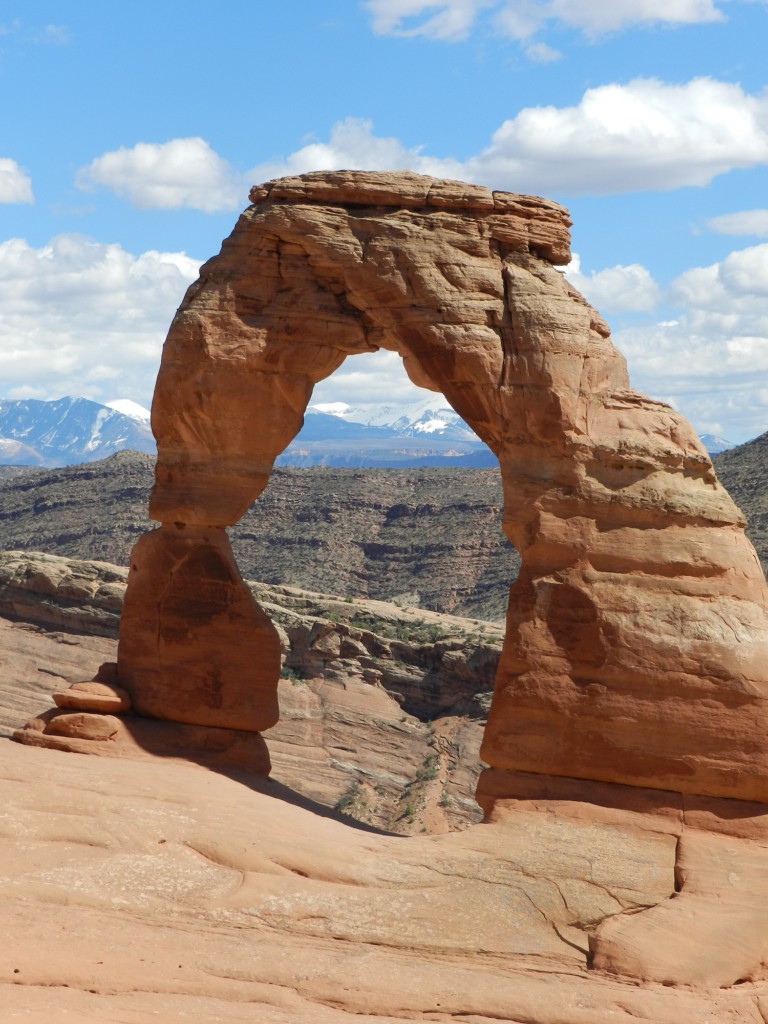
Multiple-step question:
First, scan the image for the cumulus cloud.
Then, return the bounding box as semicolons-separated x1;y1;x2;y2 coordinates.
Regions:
0;234;200;406
565;256;660;312
0;158;34;204
312;348;431;410
250;79;768;198
611;243;768;440
77;76;768;211
365;0;724;44
248;117;463;185
707;209;768;237
76;138;243;212
461;78;768;193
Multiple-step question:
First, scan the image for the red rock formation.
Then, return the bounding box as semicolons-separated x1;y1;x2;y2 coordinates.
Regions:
118;525;280;731
110;169;768;806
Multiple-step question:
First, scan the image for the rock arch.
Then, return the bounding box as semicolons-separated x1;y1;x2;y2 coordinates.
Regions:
116;170;768;806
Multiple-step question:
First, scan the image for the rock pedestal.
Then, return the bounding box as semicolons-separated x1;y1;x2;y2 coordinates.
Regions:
117;524;280;731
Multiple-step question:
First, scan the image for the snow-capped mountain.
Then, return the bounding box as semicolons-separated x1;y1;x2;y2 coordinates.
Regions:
699;433;735;455
105;399;152;425
0;397;155;467
0;395;744;470
281;399;491;467
309;397;476;441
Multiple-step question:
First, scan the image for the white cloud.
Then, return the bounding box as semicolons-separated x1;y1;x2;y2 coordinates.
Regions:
0;158;33;204
565;257;660;312
41;23;71;44
248;79;768;199
365;0;495;40
0;19;70;44
76;138;244;212
524;40;561;61
365;0;724;44
252;78;768;196
312;349;430;412
0;234;200;407
248;117;463;184
77;75;768;213
707;209;768;237
461;78;768;193
526;0;723;35
670;243;768;306
611;243;768;441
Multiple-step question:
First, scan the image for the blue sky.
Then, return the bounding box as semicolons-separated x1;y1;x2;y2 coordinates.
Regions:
2;1;768;442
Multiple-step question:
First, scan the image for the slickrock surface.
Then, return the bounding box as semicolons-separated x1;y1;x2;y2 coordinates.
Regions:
3;567;768;1016
112;169;768;804
3;738;768;1022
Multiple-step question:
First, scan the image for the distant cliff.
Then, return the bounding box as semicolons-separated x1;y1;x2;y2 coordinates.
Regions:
713;428;768;576
0;452;517;620
0;435;763;621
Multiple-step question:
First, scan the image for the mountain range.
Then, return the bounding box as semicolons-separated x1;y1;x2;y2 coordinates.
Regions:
0;397;155;467
0;396;735;468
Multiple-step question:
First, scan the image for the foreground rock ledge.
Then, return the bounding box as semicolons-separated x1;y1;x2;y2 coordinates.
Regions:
2;741;768;1022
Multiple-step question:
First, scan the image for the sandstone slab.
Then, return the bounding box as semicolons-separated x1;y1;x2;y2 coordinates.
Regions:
2;740;768;1022
53;680;131;712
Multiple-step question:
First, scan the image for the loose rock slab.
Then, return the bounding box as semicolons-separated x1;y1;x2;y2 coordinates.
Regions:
53;680;131;713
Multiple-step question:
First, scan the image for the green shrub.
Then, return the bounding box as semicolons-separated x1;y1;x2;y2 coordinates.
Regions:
336;781;364;814
415;753;438;783
281;666;306;686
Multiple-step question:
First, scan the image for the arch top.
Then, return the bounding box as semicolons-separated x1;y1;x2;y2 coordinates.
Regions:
248;169;573;266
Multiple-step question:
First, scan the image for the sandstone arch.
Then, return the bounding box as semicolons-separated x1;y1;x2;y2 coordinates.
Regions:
115;170;768;806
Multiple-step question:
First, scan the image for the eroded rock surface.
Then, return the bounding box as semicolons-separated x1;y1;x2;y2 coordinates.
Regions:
2;740;768;1022
112;169;768;804
6;551;499;832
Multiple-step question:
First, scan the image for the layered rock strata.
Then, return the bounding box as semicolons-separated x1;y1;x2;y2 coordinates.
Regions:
6;551;500;832
104;169;768;806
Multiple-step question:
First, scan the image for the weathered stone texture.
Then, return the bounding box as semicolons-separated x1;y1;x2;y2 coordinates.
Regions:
110;169;768;806
118;525;281;731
